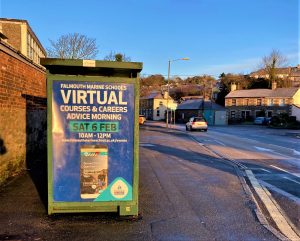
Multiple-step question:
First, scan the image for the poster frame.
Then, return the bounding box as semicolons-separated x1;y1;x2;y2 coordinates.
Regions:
44;59;142;216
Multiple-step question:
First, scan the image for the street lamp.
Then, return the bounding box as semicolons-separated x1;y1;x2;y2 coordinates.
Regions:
166;58;189;128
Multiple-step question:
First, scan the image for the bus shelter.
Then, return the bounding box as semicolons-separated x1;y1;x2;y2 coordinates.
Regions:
41;58;142;216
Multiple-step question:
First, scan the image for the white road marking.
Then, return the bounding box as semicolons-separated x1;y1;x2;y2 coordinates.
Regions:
245;170;300;241
259;180;300;205
140;143;155;147
270;165;300;178
213;140;226;146
283;177;300;185
294;150;300;156
254;146;273;152
260;168;271;173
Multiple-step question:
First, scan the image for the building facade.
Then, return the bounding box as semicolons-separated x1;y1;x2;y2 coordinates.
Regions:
140;92;177;121
225;85;300;122
176;99;227;125
0;18;46;65
0;19;47;184
250;66;300;87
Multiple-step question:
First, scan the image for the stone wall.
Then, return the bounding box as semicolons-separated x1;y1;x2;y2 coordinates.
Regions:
0;42;46;184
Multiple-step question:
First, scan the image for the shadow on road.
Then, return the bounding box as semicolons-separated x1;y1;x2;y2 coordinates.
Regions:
141;126;238;177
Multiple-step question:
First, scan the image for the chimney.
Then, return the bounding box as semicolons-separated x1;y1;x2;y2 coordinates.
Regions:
163;91;169;99
231;83;237;92
271;81;277;90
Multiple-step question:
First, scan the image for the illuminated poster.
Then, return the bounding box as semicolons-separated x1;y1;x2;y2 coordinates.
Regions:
52;81;134;202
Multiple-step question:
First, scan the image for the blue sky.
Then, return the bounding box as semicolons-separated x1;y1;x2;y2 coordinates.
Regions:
0;0;298;78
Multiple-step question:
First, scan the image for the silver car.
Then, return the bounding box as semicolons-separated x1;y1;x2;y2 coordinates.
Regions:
186;117;208;131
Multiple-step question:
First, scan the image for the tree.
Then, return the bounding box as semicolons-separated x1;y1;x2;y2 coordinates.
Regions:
47;33;99;59
104;51;131;62
216;73;250;106
261;49;288;87
140;75;165;97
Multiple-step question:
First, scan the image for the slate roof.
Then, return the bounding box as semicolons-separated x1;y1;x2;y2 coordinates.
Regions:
225;88;299;98
250;67;291;76
177;99;226;110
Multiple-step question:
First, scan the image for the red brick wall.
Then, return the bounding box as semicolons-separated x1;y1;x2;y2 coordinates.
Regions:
2;22;22;52
0;43;46;184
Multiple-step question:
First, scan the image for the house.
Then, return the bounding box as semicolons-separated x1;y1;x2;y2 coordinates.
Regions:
225;83;300;123
291;105;300;121
0;18;46;65
250;66;300;87
0;21;46;184
139;91;177;121
176;98;227;125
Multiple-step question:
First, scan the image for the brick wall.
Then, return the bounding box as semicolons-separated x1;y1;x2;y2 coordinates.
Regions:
2;22;22;52
0;42;46;184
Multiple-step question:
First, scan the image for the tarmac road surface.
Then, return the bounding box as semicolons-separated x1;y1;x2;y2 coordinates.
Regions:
0;125;279;241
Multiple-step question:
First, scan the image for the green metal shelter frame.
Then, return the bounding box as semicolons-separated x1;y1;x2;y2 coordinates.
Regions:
41;58;143;216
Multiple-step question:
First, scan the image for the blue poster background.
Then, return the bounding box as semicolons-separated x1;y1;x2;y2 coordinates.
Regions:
52;81;134;202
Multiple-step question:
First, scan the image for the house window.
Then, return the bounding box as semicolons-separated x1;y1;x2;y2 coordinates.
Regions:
267;111;272;117
244;99;249;106
159;101;163;106
255;110;265;117
241;110;250;119
279;99;284;106
230;111;236;119
257;99;262;106
156;109;160;117
232;99;236;106
269;99;274;106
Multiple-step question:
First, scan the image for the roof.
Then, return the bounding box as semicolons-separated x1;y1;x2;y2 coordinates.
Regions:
225;88;299;98
226;89;272;98
250;67;292;76
177;99;202;110
177;99;226;110
144;92;164;99
141;91;174;100
269;88;299;97
41;58;142;77
180;96;203;100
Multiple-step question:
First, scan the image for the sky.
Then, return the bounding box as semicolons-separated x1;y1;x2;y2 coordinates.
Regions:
0;0;298;79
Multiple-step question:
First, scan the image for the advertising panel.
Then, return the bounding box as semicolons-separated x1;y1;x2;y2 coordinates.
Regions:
52;81;134;202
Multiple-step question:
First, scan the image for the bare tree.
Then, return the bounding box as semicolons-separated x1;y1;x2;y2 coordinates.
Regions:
104;51;131;62
47;33;99;59
261;49;288;87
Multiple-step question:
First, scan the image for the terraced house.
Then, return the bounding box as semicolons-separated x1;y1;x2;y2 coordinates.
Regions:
225;83;300;122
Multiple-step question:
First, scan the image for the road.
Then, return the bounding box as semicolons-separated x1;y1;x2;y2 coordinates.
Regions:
140;125;279;241
173;123;300;234
0;124;281;241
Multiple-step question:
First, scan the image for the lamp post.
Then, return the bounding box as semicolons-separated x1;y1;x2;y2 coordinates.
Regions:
166;57;189;128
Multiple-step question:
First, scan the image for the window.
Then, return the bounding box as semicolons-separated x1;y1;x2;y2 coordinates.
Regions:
257;99;262;106
159;101;163;106
156;109;160;117
232;99;236;106
244;99;249;106
230;111;236;119
241;110;250;119
267;111;272;117
269;99;274;106
279;99;285;106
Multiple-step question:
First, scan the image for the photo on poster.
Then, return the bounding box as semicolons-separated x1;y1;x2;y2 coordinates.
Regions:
80;145;108;199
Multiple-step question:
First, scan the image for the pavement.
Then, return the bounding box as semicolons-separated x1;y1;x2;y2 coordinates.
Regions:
0;121;284;241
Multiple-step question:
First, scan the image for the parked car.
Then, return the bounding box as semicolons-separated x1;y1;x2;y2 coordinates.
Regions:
254;117;266;125
186;117;208;131
254;117;271;125
139;115;146;125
